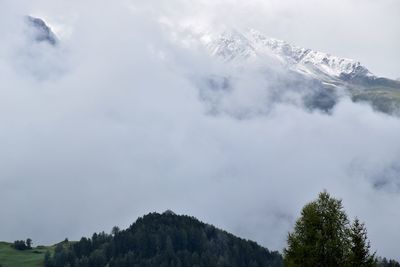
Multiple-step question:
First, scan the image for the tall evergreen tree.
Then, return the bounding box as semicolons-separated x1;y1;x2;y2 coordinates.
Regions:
348;218;376;267
284;191;380;267
284;191;351;267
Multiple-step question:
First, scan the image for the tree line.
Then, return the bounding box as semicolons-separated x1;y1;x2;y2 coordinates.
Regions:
38;191;400;267
12;238;32;250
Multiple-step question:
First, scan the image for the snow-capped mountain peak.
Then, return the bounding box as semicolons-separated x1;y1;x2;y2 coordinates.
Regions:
199;28;374;81
202;29;257;61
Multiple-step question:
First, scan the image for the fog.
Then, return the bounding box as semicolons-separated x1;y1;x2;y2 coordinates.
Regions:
1;0;400;261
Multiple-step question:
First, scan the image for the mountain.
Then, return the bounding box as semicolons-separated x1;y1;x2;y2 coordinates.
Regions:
196;28;400;115
203;29;373;81
44;211;283;267
25;16;57;45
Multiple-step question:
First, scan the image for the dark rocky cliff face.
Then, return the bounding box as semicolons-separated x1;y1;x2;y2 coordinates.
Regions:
25;16;57;45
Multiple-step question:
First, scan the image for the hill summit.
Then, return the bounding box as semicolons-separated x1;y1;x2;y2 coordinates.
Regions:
45;212;283;267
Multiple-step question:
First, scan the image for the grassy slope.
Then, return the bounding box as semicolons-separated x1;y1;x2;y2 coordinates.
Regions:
0;242;54;267
351;86;400;115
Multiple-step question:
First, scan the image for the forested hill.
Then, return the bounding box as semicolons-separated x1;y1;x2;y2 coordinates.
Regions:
45;211;283;267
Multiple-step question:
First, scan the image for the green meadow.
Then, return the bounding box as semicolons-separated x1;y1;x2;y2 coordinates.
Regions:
0;242;53;267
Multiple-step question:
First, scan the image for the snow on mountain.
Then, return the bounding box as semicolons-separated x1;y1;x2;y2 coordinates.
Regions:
202;30;257;61
198;28;374;83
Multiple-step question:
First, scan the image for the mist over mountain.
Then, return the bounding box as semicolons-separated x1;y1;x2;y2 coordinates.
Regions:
25;16;57;45
167;26;400;116
1;0;400;262
24;16;400;116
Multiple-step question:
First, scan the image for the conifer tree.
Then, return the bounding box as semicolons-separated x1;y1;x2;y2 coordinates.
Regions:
284;191;350;267
284;191;380;267
348;218;376;267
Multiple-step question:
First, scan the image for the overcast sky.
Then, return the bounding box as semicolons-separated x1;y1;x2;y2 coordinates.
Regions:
1;0;400;261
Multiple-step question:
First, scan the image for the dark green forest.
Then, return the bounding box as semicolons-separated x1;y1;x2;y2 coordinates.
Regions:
44;211;282;267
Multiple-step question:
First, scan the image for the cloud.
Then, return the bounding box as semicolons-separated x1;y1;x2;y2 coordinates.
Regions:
143;0;400;78
0;0;400;261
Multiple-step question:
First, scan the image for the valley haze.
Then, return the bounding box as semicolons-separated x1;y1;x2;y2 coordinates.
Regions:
0;0;400;262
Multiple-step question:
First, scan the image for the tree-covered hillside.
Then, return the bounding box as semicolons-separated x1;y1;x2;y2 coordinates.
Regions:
44;211;282;267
